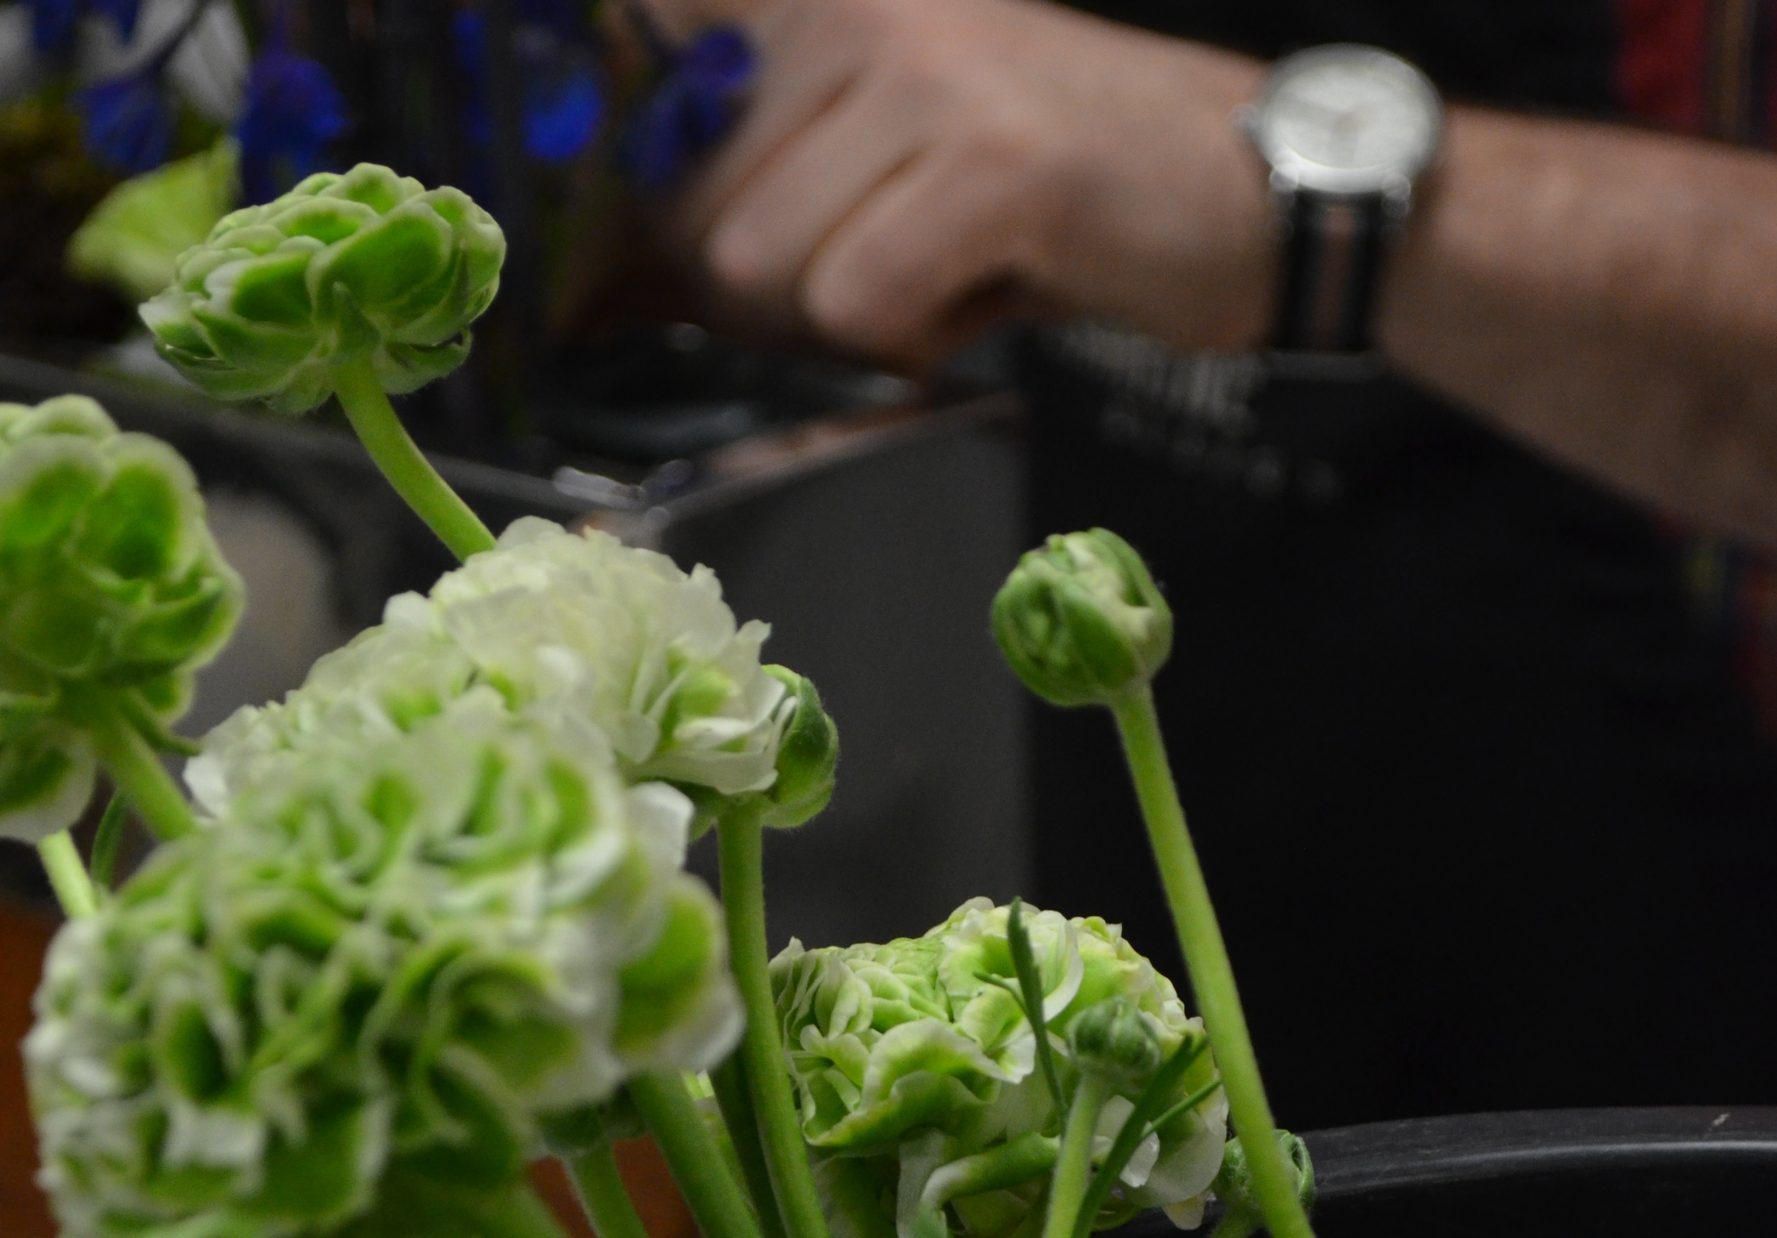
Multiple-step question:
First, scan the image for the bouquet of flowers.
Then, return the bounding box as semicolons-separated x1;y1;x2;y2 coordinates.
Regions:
3;163;1318;1237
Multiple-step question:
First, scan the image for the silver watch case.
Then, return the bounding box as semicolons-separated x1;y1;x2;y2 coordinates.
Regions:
1237;44;1443;216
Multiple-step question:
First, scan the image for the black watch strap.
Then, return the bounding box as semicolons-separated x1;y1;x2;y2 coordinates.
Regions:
1271;195;1389;353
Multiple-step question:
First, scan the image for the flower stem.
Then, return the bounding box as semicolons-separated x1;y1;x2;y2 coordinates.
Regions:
563;1141;649;1238
469;1179;572;1238
713;1053;790;1238
36;831;96;919
1209;1210;1261;1238
331;360;496;562
89;793;128;892
628;1072;763;1238
1043;1074;1111;1238
87;709;197;842
717;807;832;1238
1108;686;1314;1238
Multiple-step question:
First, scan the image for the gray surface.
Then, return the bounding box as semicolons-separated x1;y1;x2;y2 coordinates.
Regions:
646;422;1033;952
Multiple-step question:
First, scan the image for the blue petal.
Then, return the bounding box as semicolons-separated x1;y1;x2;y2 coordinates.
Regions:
680;26;756;97
453;10;605;164
619;26;756;191
77;75;173;173
524;65;606;163
29;0;141;52
93;0;141;41
29;0;81;53
235;48;350;202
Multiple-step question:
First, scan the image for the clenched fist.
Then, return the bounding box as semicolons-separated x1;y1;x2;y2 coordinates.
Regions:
665;0;1277;368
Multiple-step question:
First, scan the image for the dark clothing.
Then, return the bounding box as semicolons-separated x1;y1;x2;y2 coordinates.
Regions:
1024;1;1777;1130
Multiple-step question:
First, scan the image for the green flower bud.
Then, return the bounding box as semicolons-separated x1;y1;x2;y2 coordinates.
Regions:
1069;998;1162;1090
756;665;838;829
991;528;1172;708
27;705;740;1233
139;163;505;414
0;397;240;842
770;899;1226;1237
1211;1129;1316;1225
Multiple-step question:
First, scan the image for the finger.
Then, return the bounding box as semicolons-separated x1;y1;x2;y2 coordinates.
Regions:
800;149;1033;362
703;79;923;311
671;3;874;241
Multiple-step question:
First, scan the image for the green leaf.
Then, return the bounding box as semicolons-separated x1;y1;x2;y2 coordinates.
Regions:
1006;899;1064;1112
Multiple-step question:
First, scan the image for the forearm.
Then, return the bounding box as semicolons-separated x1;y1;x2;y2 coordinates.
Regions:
1375;107;1777;546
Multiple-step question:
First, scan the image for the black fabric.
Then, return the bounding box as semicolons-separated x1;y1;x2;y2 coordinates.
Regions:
1021;1;1777;1131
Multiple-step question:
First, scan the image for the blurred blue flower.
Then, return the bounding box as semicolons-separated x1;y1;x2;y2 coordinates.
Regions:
76;71;172;172
619;27;755;191
29;0;141;54
452;9;607;165
235;46;349;203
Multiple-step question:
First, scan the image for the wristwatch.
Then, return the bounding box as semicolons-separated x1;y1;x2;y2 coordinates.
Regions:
1237;45;1443;353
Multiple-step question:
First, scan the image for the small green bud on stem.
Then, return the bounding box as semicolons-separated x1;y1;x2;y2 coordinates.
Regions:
991;529;1172;707
1069;998;1163;1090
758;665;838;829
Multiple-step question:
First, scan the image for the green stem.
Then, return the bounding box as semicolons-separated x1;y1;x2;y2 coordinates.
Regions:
473;1180;572;1238
1108;686;1314;1238
628;1072;762;1238
332;359;496;562
1043;1074;1111;1238
713;1053;789;1238
563;1141;649;1238
88;709;197;842
36;831;95;918
89;793;128;893
1208;1209;1261;1238
717;808;832;1238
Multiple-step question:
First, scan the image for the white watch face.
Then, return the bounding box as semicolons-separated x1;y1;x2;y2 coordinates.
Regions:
1253;45;1443;196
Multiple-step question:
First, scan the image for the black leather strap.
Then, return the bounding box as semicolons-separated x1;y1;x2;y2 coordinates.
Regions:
1271;195;1389;353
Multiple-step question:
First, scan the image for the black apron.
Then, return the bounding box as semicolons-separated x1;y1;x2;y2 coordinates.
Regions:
1022;2;1777;1128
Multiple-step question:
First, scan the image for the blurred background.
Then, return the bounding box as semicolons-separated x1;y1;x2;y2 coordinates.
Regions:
5;2;1777;1229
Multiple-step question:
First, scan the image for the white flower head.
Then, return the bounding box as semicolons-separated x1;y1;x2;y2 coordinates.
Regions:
192;519;792;825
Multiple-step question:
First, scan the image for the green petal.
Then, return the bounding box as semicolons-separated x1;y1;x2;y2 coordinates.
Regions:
226;250;318;328
190;304;316;371
312;209;453;321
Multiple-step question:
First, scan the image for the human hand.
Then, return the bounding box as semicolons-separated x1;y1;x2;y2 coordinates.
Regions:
665;0;1277;370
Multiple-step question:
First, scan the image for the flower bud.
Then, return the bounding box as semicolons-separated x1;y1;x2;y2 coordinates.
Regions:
0;396;240;842
1069;998;1162;1090
990;528;1172;708
1212;1129;1316;1218
756;665;838;829
140;162;505;413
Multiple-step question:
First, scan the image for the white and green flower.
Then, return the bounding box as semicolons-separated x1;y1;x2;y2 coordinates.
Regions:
189;517;793;828
0;396;240;843
28;704;740;1235
771;898;1227;1235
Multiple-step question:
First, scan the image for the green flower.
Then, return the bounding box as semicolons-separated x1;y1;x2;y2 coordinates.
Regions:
139;163;505;414
190;518;795;828
771;898;1226;1235
27;703;740;1234
0;397;240;843
991;529;1172;708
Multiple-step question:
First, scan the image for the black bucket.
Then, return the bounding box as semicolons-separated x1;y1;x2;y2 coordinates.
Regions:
1117;1109;1777;1237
